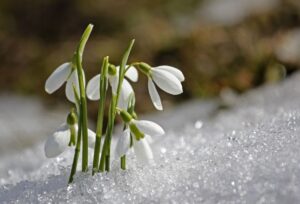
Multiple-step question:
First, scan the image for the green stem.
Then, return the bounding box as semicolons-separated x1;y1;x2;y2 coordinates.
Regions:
99;96;116;171
75;24;93;172
99;40;135;172
68;85;82;183
119;97;135;170
68;108;82;183
120;124;127;170
92;56;109;175
105;96;117;172
121;155;126;170
105;153;110;171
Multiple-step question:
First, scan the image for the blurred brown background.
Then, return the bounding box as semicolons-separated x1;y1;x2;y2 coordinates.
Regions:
1;0;300;120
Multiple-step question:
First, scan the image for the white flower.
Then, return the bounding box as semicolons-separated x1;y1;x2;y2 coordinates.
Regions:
133;137;153;163
132;119;165;137
115;129;154;164
148;65;184;110
115;119;164;163
45;62;83;103
44;123;96;158
115;128;131;159
86;66;138;109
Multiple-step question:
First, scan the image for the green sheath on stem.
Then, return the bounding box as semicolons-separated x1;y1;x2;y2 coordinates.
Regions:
75;24;93;172
92;56;109;175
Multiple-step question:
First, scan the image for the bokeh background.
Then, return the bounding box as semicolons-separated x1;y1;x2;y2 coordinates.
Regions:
1;0;300;122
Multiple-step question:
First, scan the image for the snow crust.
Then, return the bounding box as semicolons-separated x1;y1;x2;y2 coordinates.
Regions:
1;73;300;203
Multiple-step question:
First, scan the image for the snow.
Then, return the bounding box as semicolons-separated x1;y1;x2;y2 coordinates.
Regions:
0;94;68;182
1;72;300;203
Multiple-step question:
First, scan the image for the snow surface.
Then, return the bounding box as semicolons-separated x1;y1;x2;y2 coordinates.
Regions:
1;73;300;203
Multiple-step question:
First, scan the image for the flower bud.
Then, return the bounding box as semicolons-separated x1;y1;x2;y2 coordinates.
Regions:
108;64;117;76
67;109;77;146
67;109;77;126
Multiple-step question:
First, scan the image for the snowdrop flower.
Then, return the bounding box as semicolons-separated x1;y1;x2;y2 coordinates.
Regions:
115;110;164;163
86;65;138;109
137;63;184;110
44;123;96;158
45;62;83;103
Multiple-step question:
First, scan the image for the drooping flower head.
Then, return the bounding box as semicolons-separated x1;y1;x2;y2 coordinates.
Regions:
136;63;184;110
115;109;165;163
86;65;138;109
45;61;84;103
44;111;96;158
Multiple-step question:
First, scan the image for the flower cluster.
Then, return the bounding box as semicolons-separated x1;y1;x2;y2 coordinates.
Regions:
43;24;184;183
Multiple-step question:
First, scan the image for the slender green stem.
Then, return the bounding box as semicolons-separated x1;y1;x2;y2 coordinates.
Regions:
68;106;82;183
75;24;93;172
119;96;135;170
99;39;135;172
77;24;94;59
105;95;117;172
68;87;82;183
99;96;116;171
118;40;135;97
120;124;127;170
105;153;110;171
92;56;109;175
108;40;135;167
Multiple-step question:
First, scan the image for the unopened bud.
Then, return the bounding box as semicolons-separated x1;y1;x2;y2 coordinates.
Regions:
108;64;117;76
67;109;77;126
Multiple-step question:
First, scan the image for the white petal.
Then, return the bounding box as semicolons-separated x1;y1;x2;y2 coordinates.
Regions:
88;128;96;148
152;69;183;95
86;74;101;100
115;129;131;158
118;79;134;110
65;70;85;103
133;138;153;164
65;71;79;103
125;66;138;82
148;79;163;110
44;124;70;158
133;119;165;136
155;65;185;82
108;74;119;96
45;63;72;94
145;134;154;144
